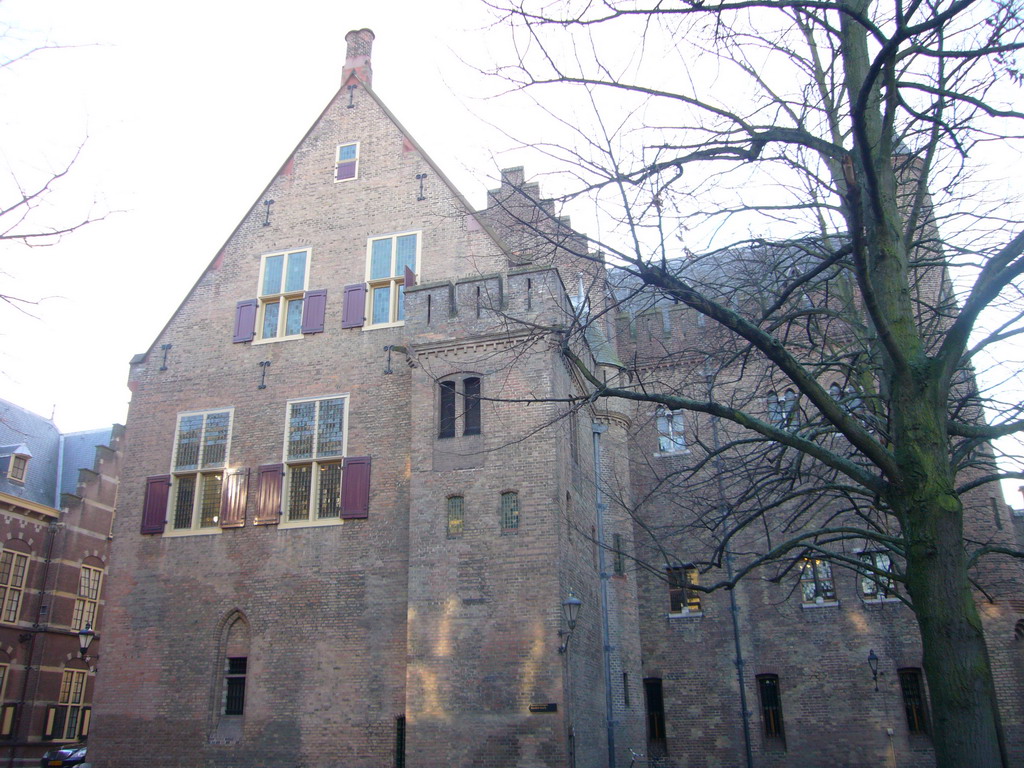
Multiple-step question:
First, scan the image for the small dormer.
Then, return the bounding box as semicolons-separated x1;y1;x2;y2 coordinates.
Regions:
0;444;32;485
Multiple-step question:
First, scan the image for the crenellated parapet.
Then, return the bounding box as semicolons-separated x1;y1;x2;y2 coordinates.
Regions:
404;266;573;344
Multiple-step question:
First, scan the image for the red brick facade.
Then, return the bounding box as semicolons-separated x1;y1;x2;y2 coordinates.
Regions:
88;31;1024;768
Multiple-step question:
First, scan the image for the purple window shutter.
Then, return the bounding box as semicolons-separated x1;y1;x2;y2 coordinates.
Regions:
233;299;258;343
141;475;171;535
341;456;371;519
254;464;283;525
341;284;367;329
220;469;249;528
301;289;327;334
404;266;417;288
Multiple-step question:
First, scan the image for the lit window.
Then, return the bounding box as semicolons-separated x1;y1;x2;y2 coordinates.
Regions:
366;233;419;326
0;550;28;624
71;565;103;630
500;492;520;532
258;249;309;340
800;558;836;603
284;396;347;523
656;408;686;453
756;674;785;741
8;455;27;483
171;410;232;532
48;669;88;741
446;496;464;539
860;552;898;599
668;566;701;613
898;668;928;734
335;142;359;182
224;657;247;716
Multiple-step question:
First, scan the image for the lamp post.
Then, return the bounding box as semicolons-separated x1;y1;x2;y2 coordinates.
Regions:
558;592;582;654
78;622;95;661
868;649;879;692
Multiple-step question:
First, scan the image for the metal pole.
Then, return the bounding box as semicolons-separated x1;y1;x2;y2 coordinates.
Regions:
591;422;616;768
707;375;754;768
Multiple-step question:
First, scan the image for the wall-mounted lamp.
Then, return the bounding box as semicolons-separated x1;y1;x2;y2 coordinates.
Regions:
558;592;582;654
78;622;95;660
868;648;879;691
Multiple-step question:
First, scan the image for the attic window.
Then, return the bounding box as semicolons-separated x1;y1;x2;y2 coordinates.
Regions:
336;142;359;182
8;455;27;484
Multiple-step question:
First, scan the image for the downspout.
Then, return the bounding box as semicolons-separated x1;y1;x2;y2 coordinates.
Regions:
591;422;616;768
707;373;754;768
55;434;65;509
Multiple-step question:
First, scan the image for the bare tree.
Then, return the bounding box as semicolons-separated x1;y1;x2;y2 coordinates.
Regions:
481;0;1024;765
0;25;99;313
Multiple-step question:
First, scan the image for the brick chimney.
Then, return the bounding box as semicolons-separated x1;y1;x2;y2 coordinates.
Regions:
343;28;375;87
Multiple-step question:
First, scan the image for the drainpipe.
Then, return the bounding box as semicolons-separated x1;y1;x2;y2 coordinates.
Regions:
707;373;754;768
591;422;616;768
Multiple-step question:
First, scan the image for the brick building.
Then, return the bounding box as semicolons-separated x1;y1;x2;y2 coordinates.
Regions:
0;399;120;767
88;30;1024;768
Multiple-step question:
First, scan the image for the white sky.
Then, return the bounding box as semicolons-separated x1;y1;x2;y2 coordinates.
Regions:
0;0;529;432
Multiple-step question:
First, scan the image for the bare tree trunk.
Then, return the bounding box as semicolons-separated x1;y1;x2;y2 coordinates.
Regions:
906;502;1004;768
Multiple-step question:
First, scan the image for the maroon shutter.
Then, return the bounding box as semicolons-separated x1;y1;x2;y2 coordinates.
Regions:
341;284;367;328
254;464;283;525
0;703;16;738
233;299;258;343
141;475;171;534
42;705;57;740
404;266;416;288
341;456;371;519
220;469;249;528
301;289;327;334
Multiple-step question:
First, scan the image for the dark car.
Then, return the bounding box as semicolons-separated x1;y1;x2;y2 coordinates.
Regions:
40;744;87;767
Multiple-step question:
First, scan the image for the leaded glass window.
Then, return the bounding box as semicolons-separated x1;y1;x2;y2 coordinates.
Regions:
500;491;520;532
366;232;419;326
447;496;464;538
171;410;232;532
284;396;348;524
800;558;836;602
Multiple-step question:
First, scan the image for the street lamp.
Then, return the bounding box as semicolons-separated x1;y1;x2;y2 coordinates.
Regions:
558;592;582;654
78;622;95;660
868;649;879;691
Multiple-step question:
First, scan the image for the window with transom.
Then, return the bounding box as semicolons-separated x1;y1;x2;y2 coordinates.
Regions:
284;396;347;524
335;142;359;181
667;566;701;613
656;408;687;453
258;249;309;340
72;565;103;630
860;551;898;599
0;550;28;624
799;558;836;603
47;669;88;741
367;233;419;326
171;410;232;532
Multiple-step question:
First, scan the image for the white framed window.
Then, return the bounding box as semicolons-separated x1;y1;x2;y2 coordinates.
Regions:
0;550;28;624
860;551;898;599
366;232;419;327
48;669;88;741
8;454;28;483
656;408;687;453
800;557;836;603
72;565;103;630
283;396;348;525
169;409;233;533
257;249;309;340
335;142;359;181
